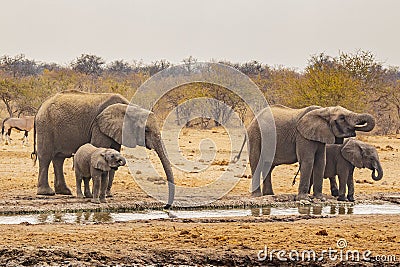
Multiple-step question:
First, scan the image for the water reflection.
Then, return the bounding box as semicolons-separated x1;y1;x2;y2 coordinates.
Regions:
297;205;323;215
0;203;398;225
250;207;272;216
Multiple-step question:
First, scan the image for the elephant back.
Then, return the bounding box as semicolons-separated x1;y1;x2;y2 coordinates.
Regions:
35;91;130;156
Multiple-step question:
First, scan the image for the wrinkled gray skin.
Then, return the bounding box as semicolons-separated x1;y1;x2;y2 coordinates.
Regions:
74;144;126;203
33;90;175;208
309;138;383;202
236;104;375;201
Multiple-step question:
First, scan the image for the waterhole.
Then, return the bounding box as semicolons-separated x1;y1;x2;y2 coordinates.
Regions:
1;203;399;225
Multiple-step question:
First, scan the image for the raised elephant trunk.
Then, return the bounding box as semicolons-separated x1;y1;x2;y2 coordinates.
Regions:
152;134;175;208
352;113;375;132
371;160;383;181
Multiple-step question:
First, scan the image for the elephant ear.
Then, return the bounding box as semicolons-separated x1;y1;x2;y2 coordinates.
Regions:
96;103;150;148
96;103;126;144
341;139;363;168
91;152;111;172
297;107;335;144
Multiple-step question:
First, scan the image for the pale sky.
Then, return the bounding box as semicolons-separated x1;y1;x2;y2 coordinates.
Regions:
1;0;399;69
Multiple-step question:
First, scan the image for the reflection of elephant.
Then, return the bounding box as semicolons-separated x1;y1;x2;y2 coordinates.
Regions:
32;90;175;208
74;143;126;203
236;104;375;201
310;138;383;202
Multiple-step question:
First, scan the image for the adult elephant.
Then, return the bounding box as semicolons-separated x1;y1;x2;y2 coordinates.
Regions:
32;90;174;208
235;104;375;201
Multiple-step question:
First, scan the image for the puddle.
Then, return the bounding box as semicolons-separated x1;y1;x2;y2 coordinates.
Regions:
1;203;399;225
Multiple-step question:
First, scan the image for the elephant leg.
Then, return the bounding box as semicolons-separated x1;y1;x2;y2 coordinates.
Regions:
83;177;92;198
329;177;339;197
308;171;314;194
297;158;314;200
347;169;355;202
37;154;55;195
100;172;109;203
251;163;262;197
52;156;72;195
76;173;84;198
106;169;115;197
262;166;274;195
337;169;349;201
311;145;326;200
91;175;101;204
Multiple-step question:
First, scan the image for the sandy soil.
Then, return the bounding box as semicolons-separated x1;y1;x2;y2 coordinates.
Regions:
0;129;399;266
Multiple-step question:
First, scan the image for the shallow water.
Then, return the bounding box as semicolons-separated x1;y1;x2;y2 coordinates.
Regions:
1;203;399;225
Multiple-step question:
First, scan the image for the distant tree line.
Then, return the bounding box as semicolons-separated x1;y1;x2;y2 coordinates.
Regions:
0;51;399;134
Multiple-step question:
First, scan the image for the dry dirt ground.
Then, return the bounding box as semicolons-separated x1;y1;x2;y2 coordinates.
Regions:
0;129;399;266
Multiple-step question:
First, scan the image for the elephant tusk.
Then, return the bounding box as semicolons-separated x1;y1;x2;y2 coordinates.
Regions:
354;123;368;128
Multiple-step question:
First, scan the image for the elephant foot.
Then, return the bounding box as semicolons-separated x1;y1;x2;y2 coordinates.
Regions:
313;193;326;202
100;198;107;203
347;195;355;202
91;199;101;204
337;195;348;202
106;190;113;198
262;189;274;196
251;189;262;197
37;186;55;196
55;187;72;195
296;193;311;202
84;193;93;198
331;188;339;197
77;193;85;199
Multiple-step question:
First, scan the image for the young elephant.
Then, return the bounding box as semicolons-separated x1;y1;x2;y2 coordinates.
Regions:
310;138;383;201
74;144;126;203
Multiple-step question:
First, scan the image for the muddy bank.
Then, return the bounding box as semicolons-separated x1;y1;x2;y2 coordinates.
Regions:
0;215;399;266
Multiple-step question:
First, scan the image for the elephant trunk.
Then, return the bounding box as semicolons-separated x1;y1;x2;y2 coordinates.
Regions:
153;134;175;208
351;113;375;132
118;157;126;166
371;160;383;181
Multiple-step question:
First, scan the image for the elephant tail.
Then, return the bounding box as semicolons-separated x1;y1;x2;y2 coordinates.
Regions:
233;135;247;163
292;165;301;186
30;119;37;165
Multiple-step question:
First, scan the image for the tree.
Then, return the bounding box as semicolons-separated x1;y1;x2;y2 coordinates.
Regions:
71;54;105;76
106;60;133;76
0;54;42;77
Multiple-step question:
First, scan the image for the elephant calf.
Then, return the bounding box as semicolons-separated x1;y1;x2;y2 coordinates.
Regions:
310;138;383;201
74;144;126;203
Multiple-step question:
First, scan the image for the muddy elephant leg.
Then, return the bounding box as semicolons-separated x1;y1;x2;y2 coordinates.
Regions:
308;171;313;194
76;173;84;198
37;154;55;195
337;168;349;201
100;172;109;203
347;168;355;202
83;177;92;198
106;169;115;197
91;175;101;204
311;145;326;200
262;166;274;195
52;156;72;195
329;177;339;197
251;163;262;197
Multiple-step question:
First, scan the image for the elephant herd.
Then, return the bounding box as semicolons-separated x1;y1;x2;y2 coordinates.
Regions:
235;104;382;202
17;89;381;208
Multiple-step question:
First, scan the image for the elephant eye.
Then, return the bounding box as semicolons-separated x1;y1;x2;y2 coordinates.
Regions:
338;115;345;121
